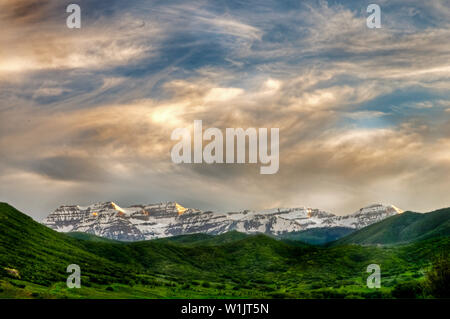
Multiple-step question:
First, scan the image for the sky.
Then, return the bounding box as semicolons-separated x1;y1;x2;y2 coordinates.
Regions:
0;0;449;220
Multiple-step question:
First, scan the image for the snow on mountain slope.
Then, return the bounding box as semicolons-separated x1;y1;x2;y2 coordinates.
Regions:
333;204;404;229
42;202;401;241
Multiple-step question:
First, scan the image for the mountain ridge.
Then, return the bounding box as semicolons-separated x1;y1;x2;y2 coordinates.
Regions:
42;201;402;241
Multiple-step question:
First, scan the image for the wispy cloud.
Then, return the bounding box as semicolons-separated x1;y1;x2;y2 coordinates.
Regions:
0;0;449;218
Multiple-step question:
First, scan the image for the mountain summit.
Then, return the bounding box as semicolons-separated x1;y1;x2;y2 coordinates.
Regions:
42;202;401;241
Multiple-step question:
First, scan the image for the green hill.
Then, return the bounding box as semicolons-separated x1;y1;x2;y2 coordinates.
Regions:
333;208;450;246
280;227;354;245
0;202;138;287
152;230;249;246
66;232;120;243
1;202;449;299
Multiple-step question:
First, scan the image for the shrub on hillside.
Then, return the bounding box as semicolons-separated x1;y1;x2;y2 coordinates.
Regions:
424;252;450;298
391;280;423;298
201;282;211;288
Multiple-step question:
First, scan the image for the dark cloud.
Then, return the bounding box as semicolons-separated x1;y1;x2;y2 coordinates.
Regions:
31;155;107;182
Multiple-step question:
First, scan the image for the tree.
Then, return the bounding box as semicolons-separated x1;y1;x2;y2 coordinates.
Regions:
424;252;450;298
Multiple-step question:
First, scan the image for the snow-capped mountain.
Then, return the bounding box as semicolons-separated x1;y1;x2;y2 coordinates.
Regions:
42;202;403;241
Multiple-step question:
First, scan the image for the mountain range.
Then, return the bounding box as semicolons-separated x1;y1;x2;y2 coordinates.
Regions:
1;202;449;299
42;202;403;242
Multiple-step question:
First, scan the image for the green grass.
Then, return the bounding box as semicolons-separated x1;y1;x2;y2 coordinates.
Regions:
1;202;449;299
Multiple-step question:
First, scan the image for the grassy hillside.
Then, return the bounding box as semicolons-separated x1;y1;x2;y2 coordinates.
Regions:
66;232;120;243
152;231;249;246
280;227;354;245
0;203;138;287
333;208;450;246
1;203;449;299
